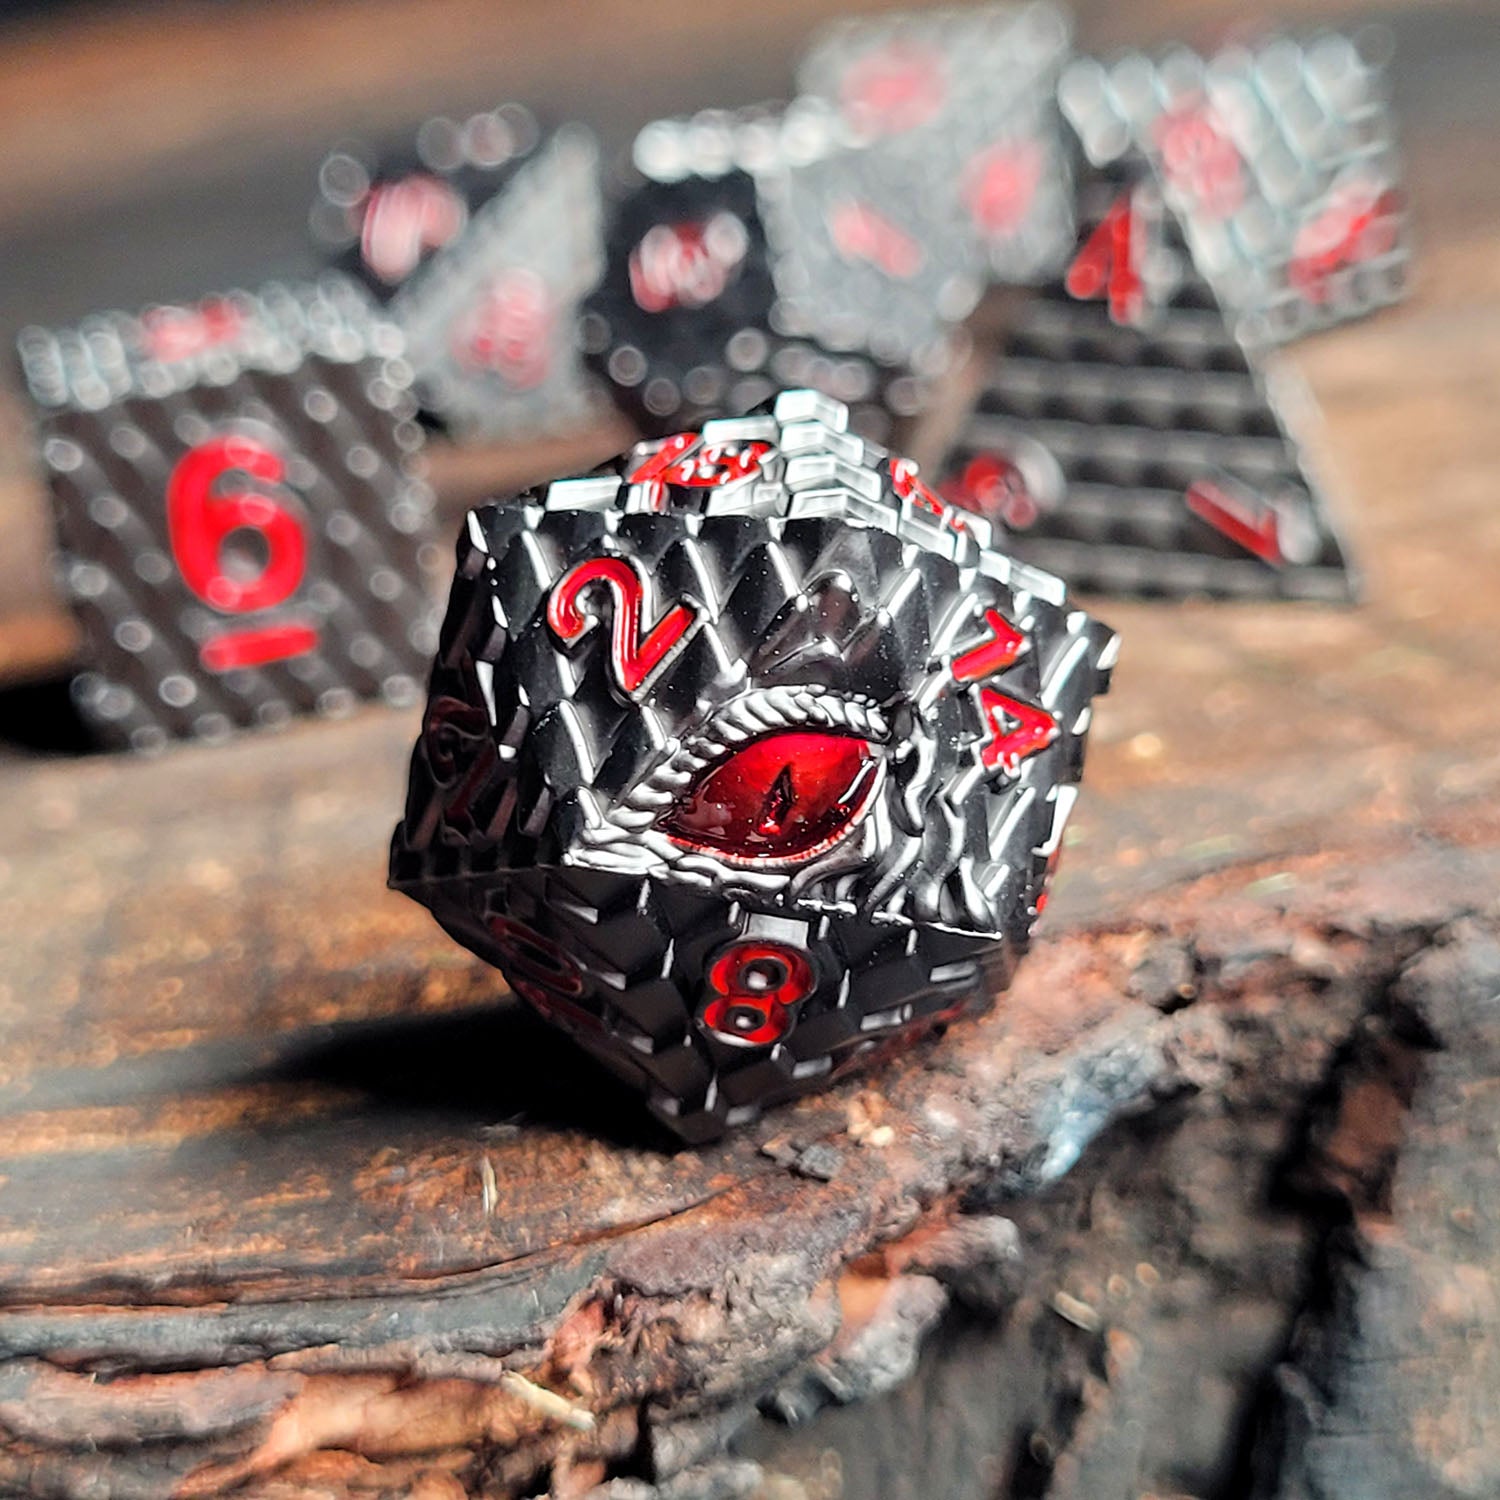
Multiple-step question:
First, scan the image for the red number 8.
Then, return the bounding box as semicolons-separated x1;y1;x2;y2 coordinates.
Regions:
166;435;308;616
701;940;815;1047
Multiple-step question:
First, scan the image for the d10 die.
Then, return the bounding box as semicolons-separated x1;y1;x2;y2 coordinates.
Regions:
19;278;443;751
390;390;1116;1141
581;141;780;433
585;106;951;441
1059;31;1410;345
311;102;544;301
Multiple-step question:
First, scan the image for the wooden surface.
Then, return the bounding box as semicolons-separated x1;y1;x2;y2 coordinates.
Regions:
0;0;1498;1496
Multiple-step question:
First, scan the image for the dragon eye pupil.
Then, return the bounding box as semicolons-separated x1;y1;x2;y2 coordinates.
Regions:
757;765;796;836
661;730;877;862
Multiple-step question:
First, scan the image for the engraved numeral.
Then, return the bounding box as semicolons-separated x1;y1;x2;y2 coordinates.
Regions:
977;688;1058;775
628;434;770;490
546;556;700;697
701;940;815;1047
951;607;1025;685
1065;189;1148;326
165;434;320;673
489;915;598;1031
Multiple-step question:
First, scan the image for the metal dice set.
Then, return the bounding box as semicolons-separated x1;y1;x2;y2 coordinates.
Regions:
391;391;1116;1138
581;9;1406;601
17;8;1410;757
10;8;1409;1133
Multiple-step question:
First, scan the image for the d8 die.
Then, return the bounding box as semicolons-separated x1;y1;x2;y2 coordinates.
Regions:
311;102;544;301
756;100;986;370
390;390;1116;1141
392;126;606;443
19;278;443;751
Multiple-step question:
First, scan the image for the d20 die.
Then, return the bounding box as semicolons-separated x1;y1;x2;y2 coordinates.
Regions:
311;102;543;301
390;389;1116;1141
393;126;606;442
1059;31;1410;345
19;278;443;752
796;1;1077;286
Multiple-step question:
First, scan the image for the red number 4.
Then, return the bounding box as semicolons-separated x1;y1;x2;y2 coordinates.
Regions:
951;607;1058;775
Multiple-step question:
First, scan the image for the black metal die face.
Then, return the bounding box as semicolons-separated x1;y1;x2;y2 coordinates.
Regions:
311;103;545;303
392;390;1116;1139
937;164;1359;602
20;280;443;751
582;169;780;433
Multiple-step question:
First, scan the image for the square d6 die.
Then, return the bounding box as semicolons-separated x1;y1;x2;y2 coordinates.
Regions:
19;278;444;752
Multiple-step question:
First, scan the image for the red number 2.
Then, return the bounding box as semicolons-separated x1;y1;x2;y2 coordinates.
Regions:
547;556;700;698
166;435;319;673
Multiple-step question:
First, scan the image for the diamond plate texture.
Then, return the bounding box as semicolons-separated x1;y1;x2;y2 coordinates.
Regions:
393;127;607;443
19;278;444;752
311;102;544;302
391;389;1116;1139
757;109;985;367
585;106;956;441
937;166;1358;601
1059;31;1410;346
796;1;1077;287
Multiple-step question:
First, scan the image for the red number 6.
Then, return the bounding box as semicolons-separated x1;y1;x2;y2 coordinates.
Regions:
167;435;308;616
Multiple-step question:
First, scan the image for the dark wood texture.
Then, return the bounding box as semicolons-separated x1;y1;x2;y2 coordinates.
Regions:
0;1;1498;1496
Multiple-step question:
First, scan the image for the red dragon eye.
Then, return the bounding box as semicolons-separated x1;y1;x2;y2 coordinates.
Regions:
660;730;878;863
